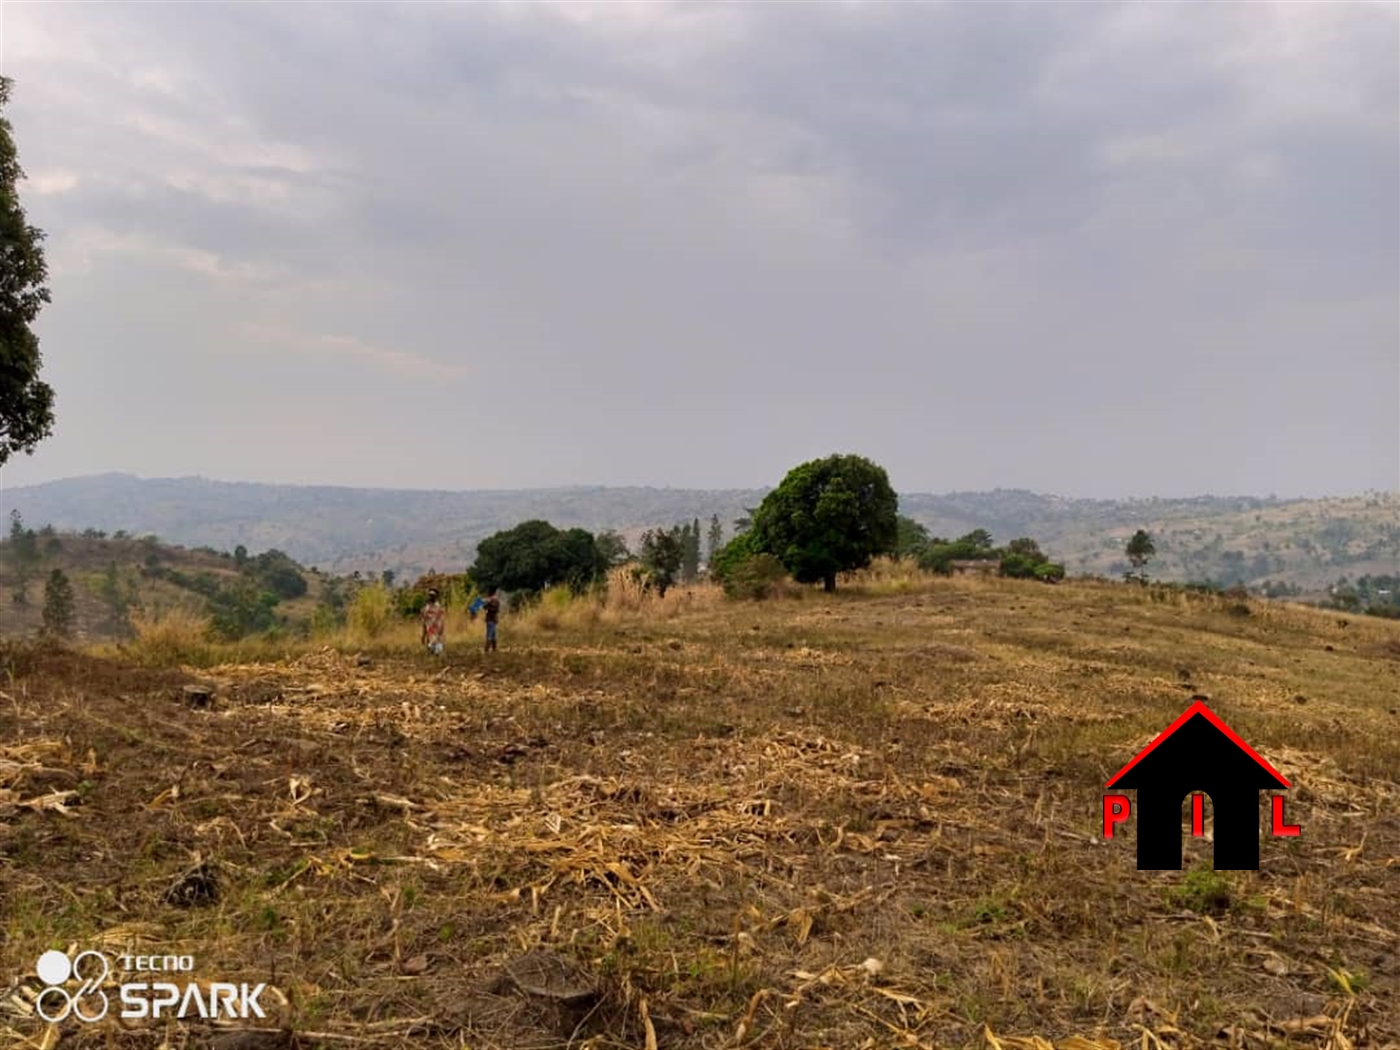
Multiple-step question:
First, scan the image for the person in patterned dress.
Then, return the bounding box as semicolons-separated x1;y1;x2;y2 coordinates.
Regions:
421;588;446;655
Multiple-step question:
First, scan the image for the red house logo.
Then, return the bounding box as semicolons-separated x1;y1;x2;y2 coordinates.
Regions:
1102;700;1300;870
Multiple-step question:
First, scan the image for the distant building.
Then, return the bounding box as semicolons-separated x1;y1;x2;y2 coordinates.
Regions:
950;559;1000;577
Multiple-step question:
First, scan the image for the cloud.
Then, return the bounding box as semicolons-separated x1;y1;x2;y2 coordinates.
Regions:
241;324;470;382
49;228;286;283
1;0;1395;496
20;170;79;196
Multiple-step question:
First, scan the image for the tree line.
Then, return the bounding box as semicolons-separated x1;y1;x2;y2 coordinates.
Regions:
446;453;1072;607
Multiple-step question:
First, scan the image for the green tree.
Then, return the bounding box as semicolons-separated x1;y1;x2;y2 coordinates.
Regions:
917;529;999;574
233;544;248;568
554;526;611;592
639;527;686;597
706;514;724;567
960;529;994;552
7;508;39;603
748;454;898;592
894;515;931;560
596;530;631;567
98;560;129;633
469;520;607;595
1006;537;1044;561
710;531;760;584
41;567;75;639
381;569;396;588
681;517;702;582
0;78;55;466
237;550;307;600
208;578;279;640
998;536;1063;581
1126;529;1156;570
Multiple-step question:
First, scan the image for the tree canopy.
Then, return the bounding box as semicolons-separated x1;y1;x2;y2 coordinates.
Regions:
915;529;1065;582
468;519;609;595
748;453;899;592
638;527;686;597
0;77;55;466
1126;529;1156;569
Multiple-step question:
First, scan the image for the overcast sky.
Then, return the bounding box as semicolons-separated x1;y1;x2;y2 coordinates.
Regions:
1;0;1396;498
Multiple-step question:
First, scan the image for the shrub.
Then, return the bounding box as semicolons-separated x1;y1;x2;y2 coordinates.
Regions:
999;553;1041;580
721;553;790;600
207;579;279;640
41;569;76;640
710;532;761;584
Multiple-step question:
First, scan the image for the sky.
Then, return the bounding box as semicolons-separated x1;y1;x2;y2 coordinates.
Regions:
0;0;1397;499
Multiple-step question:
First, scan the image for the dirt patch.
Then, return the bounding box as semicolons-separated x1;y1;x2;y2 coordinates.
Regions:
1;589;1396;1050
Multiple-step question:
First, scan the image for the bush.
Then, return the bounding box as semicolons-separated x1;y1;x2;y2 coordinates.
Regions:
721;553;790;600
245;550;308;599
259;564;308;600
208;581;280;641
710;532;761;584
999;553;1041;580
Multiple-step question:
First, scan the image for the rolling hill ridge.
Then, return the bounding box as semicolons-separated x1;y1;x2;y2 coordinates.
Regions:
4;473;1397;591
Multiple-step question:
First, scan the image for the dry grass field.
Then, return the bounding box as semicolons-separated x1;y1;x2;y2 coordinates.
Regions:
1;569;1397;1050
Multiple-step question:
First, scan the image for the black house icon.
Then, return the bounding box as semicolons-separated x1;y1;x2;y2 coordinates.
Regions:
1106;701;1290;870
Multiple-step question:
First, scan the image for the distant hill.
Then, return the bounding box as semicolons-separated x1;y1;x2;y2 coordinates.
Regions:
2;474;768;580
5;474;1398;592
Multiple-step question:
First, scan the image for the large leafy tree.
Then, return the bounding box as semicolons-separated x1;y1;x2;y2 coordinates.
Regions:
749;453;899;592
0;77;55;465
468;519;607;595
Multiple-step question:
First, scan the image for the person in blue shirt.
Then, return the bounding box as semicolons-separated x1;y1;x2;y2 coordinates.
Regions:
481;588;500;652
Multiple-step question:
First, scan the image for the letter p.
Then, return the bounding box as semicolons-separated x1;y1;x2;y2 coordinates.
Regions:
1103;794;1131;839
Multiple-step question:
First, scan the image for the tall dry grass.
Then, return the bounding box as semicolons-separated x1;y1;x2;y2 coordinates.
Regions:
121;605;214;665
346;583;396;641
512;567;727;635
839;556;943;596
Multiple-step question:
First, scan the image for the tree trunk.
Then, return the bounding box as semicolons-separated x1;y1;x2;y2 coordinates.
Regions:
824;573;836;593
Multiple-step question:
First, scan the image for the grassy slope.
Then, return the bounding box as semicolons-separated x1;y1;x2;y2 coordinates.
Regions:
0;575;1397;1049
0;533;333;644
1043;494;1400;590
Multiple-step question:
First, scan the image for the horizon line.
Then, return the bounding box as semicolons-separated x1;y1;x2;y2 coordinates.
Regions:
2;469;1396;504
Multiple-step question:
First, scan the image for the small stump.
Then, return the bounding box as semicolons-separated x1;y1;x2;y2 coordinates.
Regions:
163;861;220;907
492;949;604;1037
182;685;215;709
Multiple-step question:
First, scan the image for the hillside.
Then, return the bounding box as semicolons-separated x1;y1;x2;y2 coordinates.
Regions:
0;575;1396;1047
2;474;767;580
0;529;329;644
4;474;1398;591
899;490;1400;593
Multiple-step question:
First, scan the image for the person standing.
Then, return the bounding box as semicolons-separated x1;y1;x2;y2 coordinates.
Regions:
421;588;446;655
482;587;500;652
